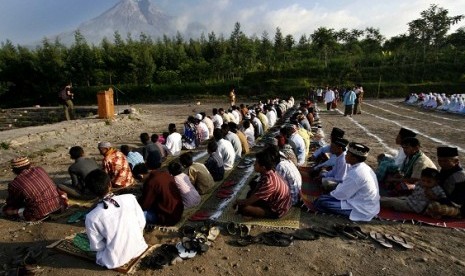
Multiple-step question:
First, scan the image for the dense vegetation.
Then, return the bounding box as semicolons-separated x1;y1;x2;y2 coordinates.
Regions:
0;4;464;107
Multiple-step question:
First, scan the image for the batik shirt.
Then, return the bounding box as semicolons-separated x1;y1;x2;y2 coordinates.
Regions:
102;148;134;188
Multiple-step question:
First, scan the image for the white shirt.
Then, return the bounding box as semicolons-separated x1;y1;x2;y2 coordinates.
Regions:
85;194;148;269
198;121;210;142
324;90;335;104
330;162;380;221
322;152;348;183
266;110;277;127
231;110;241;124
393;146;406;168
224;131;242;159
251;117;263;137
288;132;306;166
165;132;182;156
212;114;223;129
203;117;214;137
216;138;236;170
276;158;302;205
243;125;255;147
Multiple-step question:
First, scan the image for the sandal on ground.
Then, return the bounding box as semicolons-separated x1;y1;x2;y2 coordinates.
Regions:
207;226;220;241
369;231;392;248
236;235;262;247
179;225;196;238
258;231;294;247
227;222;240;235
292;229;320;241
176;241;197;259
306;226;339;238
349;225;368;239
333;224;358;240
384;234;414;249
239;224;251;237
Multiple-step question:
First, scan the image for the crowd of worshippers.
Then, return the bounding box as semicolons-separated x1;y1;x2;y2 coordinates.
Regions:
405;92;465;114
3;95;465;269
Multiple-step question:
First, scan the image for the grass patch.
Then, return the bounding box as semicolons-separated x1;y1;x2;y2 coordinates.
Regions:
1;141;10;150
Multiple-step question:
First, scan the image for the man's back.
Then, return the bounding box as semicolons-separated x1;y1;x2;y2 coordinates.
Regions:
8;167;62;221
69;157;99;187
85;194;147;269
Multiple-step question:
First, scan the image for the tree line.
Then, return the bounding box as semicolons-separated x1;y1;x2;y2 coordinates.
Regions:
0;4;464;107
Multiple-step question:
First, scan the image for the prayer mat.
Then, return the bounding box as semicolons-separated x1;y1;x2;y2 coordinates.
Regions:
217;184;301;229
299;166;323;211
47;234;158;274
377;208;465;229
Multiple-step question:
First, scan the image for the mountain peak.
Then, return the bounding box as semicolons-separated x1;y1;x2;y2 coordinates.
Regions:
55;0;174;45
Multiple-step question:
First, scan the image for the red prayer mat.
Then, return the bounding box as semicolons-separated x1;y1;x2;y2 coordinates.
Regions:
377;208;465;229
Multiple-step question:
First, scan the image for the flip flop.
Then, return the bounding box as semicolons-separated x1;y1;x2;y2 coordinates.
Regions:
258;231;294;247
236;235;262;247
292;229;320;241
207;226;220;241
176;241;197;259
349;226;368;239
227;222;240;235
179;225;196;238
369;231;393;248
384;234;414;249
239;224;251;237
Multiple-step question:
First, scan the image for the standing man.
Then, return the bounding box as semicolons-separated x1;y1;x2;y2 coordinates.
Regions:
59;84;74;120
353;84;364;115
324;86;335;111
314;142;380;221
229;86;236;106
343;87;356;117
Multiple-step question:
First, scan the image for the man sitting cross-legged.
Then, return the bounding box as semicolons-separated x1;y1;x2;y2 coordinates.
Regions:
314;142;380;222
233;150;291;219
3;157;67;221
84;169;148;269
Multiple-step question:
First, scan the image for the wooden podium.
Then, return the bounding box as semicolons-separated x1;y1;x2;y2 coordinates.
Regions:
97;88;115;119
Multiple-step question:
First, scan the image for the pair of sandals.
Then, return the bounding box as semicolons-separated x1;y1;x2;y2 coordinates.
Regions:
179;224;220;242
226;222;251;237
333;224;368;240
370;232;414;249
140;244;180;269
236;231;294;247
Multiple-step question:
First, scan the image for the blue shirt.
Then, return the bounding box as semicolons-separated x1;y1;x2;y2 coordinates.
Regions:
343;90;356;105
126;151;144;168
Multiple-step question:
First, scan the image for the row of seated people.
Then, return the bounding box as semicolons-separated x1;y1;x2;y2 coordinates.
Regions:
1;96;307;269
405;92;465;114
310;126;465;221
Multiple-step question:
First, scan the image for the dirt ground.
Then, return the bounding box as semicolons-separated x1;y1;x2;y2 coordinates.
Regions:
1;98;465;276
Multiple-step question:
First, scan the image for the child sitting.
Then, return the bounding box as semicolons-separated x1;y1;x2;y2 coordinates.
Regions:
85;169;148;269
380;167;446;214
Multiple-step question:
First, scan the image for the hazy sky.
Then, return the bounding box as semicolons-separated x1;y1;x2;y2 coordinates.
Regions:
1;0;464;45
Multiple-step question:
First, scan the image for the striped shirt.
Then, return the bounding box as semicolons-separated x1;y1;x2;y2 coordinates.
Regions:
253;170;291;217
126;151;144;169
5;167;62;221
102;148;134;188
174;173;201;209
